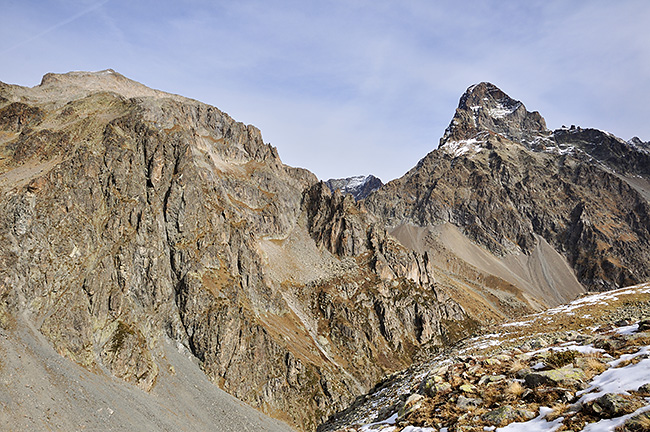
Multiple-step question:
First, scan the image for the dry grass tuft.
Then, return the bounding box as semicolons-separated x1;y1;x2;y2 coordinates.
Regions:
615;356;643;369
506;381;525;398
615;412;650;432
508;359;527;375
585;358;608;375
633;413;650;429
545;403;569;421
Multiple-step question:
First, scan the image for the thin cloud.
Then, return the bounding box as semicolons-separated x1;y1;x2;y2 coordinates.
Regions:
0;0;110;55
0;0;648;181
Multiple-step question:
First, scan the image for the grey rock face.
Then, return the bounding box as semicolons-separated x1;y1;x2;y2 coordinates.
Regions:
456;395;482;410
553;127;650;176
481;405;536;426
590;393;643;418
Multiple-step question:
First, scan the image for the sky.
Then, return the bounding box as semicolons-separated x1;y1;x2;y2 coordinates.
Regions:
1;1;649;181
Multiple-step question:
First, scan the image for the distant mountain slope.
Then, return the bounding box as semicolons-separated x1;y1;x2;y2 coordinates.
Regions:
365;82;650;293
325;174;383;201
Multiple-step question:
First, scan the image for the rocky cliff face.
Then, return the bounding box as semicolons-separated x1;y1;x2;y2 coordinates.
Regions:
325;175;383;201
0;71;475;431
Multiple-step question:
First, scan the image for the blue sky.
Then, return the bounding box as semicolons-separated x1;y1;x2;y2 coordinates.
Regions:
2;1;649;181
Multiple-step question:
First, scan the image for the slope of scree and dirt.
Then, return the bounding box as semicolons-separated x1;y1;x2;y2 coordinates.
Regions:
320;283;650;432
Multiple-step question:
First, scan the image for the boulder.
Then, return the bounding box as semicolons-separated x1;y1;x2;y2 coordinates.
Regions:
590;393;643;418
456;395;482;410
482;405;535;426
524;367;586;388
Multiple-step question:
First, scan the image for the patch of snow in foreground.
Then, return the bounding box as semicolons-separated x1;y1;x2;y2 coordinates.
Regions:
496;407;563;432
527;343;604;357
401;426;435;432
615;324;639;335
502;320;533;328
582;404;650;432
553;344;605;355
577;346;650;403
460;334;502;353
608;346;650;368
360;413;398;432
544;284;650;315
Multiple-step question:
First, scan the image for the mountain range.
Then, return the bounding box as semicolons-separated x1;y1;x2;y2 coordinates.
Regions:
0;71;647;431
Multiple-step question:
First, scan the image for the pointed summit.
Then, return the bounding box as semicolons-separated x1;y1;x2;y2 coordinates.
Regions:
440;82;547;149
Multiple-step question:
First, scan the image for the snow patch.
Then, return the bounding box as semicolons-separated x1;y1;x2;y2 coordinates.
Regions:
488;102;520;119
345;175;370;189
577;346;650;403
442;138;484;158
496;407;564;432
616;324;640;335
544;284;650;316
502;320;533;328
360;413;398;432
581;404;650;432
401;426;436;432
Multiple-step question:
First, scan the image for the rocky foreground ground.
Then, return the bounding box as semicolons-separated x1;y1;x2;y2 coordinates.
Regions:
323;283;650;432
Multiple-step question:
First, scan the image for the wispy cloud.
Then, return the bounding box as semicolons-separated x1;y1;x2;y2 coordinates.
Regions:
1;0;648;180
0;0;110;55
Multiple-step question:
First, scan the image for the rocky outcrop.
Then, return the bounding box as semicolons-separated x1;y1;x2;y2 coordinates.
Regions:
553;127;650;176
305;182;372;257
440;82;547;147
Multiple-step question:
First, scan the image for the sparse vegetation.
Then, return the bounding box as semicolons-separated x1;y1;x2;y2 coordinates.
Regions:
618;412;650;431
508;358;527;375
505;381;525;398
546;402;570;421
109;321;135;354
324;284;650;432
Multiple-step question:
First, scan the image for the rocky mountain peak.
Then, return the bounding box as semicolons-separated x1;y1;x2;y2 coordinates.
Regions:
628;136;650;154
9;69;179;104
440;82;547;153
325;174;383;201
39;69;120;85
